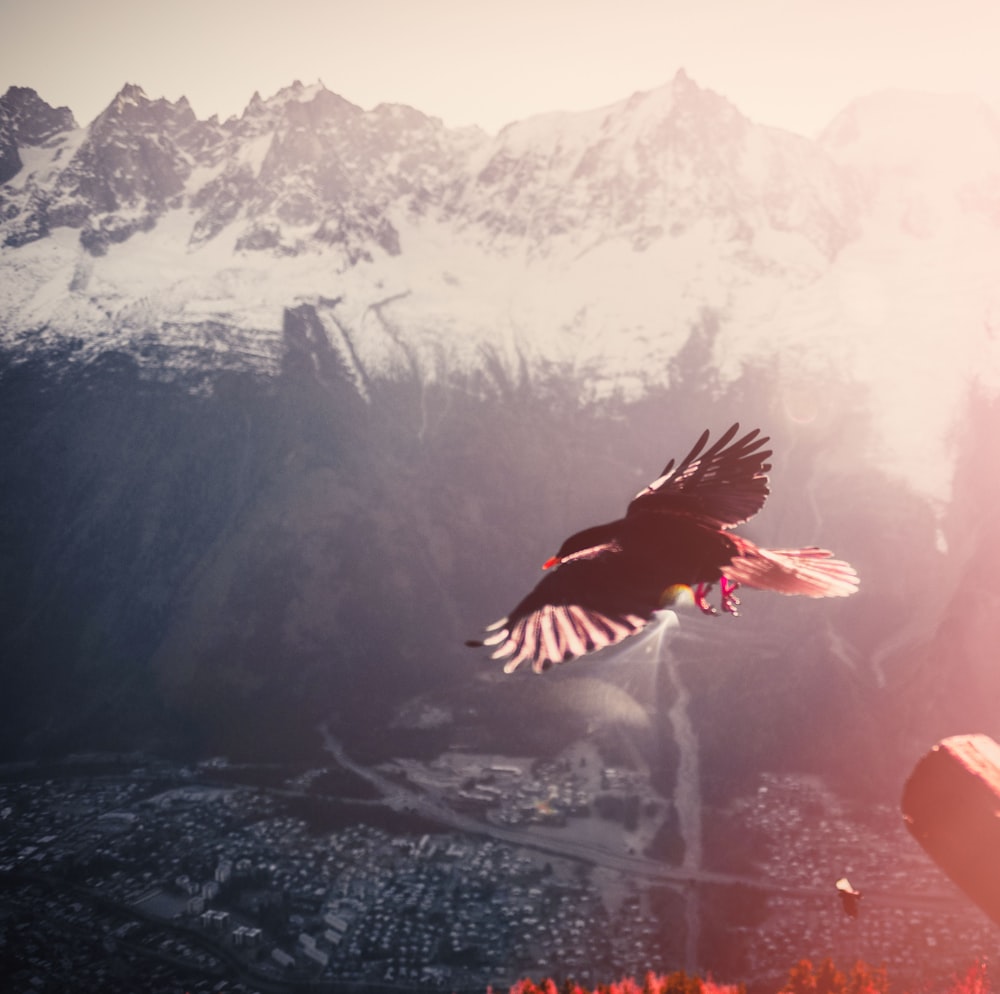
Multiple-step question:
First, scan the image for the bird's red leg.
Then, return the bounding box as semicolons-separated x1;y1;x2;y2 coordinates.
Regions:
721;576;741;616
693;582;718;616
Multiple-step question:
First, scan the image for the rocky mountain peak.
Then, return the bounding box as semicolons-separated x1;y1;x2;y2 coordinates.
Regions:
1;76;997;504
819;89;1000;233
108;81;148;111
235;80;353;129
0;73;863;266
188;80;472;258
0;87;77;184
91;82;198;137
459;69;854;261
820;88;1000;165
46;84;217;253
242;90;266;117
0;86;76;144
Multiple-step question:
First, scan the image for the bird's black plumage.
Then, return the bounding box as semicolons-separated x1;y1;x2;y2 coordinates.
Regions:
468;424;859;673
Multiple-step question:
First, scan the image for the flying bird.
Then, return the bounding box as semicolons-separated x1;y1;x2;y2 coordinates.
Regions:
467;423;859;673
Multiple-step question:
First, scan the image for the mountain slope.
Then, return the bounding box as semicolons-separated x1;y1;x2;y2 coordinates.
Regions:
3;76;999;497
3;75;1000;794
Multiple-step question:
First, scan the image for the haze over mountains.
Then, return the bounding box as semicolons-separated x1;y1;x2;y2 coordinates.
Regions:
2;73;1000;802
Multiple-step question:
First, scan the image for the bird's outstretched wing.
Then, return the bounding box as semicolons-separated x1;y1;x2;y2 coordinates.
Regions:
722;543;860;598
627;423;772;528
467;552;667;673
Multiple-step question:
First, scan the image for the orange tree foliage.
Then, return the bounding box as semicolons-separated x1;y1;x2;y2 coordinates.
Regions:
777;957;994;994
778;958;889;994
505;958;990;994
508;971;742;994
951;961;990;994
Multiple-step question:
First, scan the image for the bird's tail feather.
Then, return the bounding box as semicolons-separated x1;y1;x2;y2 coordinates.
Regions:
722;545;859;598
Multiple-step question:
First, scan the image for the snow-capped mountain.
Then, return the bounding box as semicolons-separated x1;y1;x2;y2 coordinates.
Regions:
5;72;1000;786
3;73;999;501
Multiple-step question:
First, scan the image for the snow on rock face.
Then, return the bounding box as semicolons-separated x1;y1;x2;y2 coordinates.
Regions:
0;86;76;145
820;90;1000;235
454;70;857;264
0;86;76;185
1;77;1000;500
806;91;1000;498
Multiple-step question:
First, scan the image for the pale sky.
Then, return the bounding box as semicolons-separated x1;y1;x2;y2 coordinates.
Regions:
2;0;998;137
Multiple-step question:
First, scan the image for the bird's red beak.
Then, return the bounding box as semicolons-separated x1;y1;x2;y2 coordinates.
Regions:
542;555;561;570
